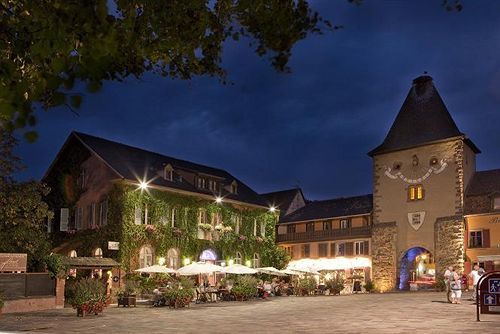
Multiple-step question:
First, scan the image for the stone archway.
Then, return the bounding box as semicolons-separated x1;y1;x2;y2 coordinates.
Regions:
398;246;435;290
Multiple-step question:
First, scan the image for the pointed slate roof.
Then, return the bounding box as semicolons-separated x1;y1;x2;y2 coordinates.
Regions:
369;75;479;156
261;188;305;216
46;131;267;207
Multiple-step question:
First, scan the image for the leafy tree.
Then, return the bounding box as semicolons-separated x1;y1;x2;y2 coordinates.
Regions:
0;0;333;140
0;130;53;270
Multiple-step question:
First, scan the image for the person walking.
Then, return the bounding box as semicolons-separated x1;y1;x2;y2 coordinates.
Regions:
450;270;462;304
469;264;481;302
444;266;454;303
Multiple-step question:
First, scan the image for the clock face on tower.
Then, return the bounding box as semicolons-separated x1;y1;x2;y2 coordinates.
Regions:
383;155;448;184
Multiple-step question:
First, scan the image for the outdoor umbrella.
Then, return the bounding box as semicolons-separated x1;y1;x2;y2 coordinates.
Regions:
222;264;258;275
134;265;177;274
177;262;224;276
256;267;287;276
280;268;303;276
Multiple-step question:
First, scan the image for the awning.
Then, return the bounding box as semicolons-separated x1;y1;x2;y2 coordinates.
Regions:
63;257;120;269
477;255;500;262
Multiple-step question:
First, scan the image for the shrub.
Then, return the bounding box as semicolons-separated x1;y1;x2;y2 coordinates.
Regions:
297;276;317;296
232;276;258;300
325;277;344;295
163;277;194;308
364;280;375;293
68;278;108;315
44;254;68;279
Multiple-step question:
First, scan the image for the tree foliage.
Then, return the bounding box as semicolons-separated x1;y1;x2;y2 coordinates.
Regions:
0;130;53;271
0;0;333;139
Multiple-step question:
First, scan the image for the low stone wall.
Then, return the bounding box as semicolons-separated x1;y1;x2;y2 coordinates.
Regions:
371;222;398;292
2;297;56;314
434;216;465;279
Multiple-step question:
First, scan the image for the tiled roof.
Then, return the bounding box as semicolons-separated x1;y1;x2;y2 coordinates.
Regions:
63;257;120;268
369;75;479;156
261;188;304;216
279;194;373;223
70;132;267;207
466;169;500;196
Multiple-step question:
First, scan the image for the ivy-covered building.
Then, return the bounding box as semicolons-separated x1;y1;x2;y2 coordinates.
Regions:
44;132;284;273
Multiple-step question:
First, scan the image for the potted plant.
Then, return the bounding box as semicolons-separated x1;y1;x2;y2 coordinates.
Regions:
69;278;108;317
296;276;317;296
231;276;258;301
163;278;194;308
325;277;345;295
117;281;138;307
364;280;375;293
198;223;213;231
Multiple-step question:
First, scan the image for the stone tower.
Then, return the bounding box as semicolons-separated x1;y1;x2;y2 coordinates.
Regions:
368;76;480;291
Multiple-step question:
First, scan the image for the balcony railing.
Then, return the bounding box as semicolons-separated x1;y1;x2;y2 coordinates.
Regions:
276;226;372;243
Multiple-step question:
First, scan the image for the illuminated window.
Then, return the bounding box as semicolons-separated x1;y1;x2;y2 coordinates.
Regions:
69;250;77;258
93;248;103;258
340;219;351;229
139;246;153;268
408;185;424;201
167;248;180;269
235;252;242;265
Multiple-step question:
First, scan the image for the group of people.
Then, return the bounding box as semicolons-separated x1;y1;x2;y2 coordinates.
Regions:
444;264;485;304
259;279;293;298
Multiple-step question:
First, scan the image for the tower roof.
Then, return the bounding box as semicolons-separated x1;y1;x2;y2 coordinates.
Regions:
368;75;479;156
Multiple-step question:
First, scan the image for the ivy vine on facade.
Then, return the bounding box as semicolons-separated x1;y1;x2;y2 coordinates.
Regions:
44;132;288;273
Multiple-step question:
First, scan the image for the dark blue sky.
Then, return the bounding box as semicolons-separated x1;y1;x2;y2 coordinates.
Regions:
16;1;500;200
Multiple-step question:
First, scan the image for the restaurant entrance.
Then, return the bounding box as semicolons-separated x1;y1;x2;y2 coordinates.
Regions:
399;247;435;290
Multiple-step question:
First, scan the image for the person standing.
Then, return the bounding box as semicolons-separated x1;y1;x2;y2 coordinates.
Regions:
450;270;462;304
469;264;481;302
444;266;454;303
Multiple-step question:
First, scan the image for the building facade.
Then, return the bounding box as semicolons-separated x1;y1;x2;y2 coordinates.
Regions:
44;132;282;276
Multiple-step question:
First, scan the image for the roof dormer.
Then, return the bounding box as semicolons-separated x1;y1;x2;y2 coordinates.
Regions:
163;164;174;181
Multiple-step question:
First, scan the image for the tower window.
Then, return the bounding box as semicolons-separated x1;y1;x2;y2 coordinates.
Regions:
408;185;424;201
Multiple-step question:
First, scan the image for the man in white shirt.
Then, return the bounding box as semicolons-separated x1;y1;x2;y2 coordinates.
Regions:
444;266;454;303
469;264;482;302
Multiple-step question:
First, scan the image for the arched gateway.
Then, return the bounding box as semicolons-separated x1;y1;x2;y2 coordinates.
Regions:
398;247;435;290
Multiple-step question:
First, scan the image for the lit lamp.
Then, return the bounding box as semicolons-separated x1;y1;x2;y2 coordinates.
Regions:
107;270;113;277
183;257;191;266
220;261;226;267
158;257;166;266
228;259;234;266
269;206;276;213
139;181;148;190
245;260;252;267
215;196;223;204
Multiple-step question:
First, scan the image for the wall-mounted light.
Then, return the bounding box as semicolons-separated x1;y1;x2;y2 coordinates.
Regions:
269;206;276;213
228;259;234;266
245;260;252;267
215;196;223;204
139;181;148;190
158;257;166;266
183;257;191;266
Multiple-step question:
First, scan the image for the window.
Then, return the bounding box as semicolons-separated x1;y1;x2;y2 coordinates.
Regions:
330;243;336;257
198;209;207;224
354;241;367;255
235;252;242;265
139;246;153;268
340;219;350;229
337;243;346;256
230;181;238;194
284;246;294;259
208;179;218;192
469;230;483;248
171;207;177;227
77;169;87;189
318;243;328;257
287;224;296;233
260;221;266;237
69;250;77;258
494;197;500;210
75;207;83;230
99;201;108;226
167;248;180;269
323;221;332;230
134;204;148;225
306;222;315;232
233;214;241;234
301;244;310;258
164;164;174;181
253;253;261;268
253;219;257;236
408;185;424;201
94;248;103;258
197;177;206;189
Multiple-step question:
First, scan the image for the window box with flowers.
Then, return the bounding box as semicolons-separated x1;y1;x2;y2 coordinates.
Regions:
172;227;183;237
198;223;213;231
145;224;156;233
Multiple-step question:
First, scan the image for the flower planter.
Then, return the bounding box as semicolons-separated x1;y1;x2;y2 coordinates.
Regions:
76;302;106;317
118;295;137;307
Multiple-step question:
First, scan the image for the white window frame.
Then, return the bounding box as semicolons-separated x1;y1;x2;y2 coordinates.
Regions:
252;253;260;268
340;219;350;229
235;252;242;265
139;246;153;268
494;196;500;210
469;230;483;248
354;241;365;255
260;221;266;237
337;243;346;256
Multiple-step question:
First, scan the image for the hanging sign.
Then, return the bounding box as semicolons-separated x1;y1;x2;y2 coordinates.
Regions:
108;241;120;250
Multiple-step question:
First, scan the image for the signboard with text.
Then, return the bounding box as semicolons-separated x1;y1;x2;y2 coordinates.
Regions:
477;271;500;320
108;241;120;250
0;253;27;272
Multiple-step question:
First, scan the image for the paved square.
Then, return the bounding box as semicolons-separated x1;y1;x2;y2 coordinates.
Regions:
1;292;499;333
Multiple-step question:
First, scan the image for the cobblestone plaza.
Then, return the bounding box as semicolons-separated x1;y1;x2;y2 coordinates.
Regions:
1;292;499;334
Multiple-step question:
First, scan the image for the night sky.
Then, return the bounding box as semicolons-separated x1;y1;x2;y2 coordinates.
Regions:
15;1;500;200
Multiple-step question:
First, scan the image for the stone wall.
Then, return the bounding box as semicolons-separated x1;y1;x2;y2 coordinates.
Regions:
434;216;465;279
371;222;397;292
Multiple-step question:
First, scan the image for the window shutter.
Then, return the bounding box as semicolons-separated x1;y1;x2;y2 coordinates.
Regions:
483;229;490;248
330;243;336;257
253;219;257;236
346;242;354;256
60;208;69;231
134;205;142;225
363;241;370;255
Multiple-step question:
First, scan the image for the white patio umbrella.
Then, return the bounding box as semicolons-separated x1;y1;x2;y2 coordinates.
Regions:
280;268;303;276
256;267;287;276
135;264;177;274
177;262;224;276
222;264;258;275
